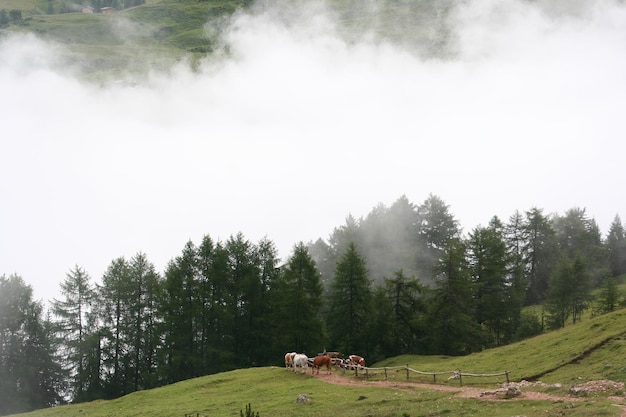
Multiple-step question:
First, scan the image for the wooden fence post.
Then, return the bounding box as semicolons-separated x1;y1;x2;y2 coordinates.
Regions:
406;364;409;381
384;367;388;379
506;371;510;384
433;373;436;383
458;370;462;386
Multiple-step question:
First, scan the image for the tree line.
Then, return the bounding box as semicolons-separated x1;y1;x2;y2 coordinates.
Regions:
2;194;626;414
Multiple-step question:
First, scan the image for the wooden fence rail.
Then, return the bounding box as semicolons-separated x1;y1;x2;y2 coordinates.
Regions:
342;364;510;386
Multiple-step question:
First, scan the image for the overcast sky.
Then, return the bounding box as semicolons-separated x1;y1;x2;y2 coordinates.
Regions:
1;0;625;304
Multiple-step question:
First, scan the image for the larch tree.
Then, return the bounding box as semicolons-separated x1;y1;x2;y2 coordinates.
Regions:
326;242;372;356
468;217;510;346
416;194;460;285
197;236;236;374
249;236;281;365
127;252;161;391
504;211;528;340
272;242;323;355
382;269;426;356
523;207;558;305
225;232;262;367
426;238;481;355
98;257;132;397
606;215;626;277
552;207;608;288
161;241;200;383
51;265;97;402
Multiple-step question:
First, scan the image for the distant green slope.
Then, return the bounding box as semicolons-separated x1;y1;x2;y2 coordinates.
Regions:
0;0;455;79
0;0;246;79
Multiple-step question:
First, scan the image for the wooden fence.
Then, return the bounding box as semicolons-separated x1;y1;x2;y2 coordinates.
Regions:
341;364;510;386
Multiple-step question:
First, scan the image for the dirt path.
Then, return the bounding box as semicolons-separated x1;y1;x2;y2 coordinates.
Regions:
311;371;626;415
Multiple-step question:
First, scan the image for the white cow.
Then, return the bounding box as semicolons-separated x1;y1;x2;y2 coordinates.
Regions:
293;353;309;373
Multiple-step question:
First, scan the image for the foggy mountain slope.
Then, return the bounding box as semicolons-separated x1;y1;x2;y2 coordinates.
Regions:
0;0;607;78
1;0;475;79
2;0;625;304
0;0;247;78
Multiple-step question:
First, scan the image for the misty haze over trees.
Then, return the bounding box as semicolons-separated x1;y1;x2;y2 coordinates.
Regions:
2;194;626;414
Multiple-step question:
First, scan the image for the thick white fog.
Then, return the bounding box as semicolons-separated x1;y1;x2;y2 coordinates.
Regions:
1;0;625;303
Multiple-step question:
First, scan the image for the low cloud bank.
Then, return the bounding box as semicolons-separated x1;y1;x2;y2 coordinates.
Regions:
1;0;625;301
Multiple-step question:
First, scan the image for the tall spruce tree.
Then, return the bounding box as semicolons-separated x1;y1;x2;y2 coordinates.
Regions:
326;243;372;356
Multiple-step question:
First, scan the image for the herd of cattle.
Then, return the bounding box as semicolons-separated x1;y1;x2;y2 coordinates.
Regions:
284;351;366;375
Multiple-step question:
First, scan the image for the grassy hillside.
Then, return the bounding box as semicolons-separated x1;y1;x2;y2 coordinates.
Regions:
9;308;626;417
377;308;626;386
0;0;454;79
7;367;623;417
0;0;246;79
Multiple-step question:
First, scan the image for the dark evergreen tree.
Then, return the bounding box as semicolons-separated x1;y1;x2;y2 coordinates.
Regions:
0;275;65;414
358;196;420;287
552;207;608;287
523;207;558;305
381;269;426;356
99;257;132;398
307;238;335;298
272;242;323;355
503;211;528;340
196;236;236;374
416;194;460;285
546;255;590;328
326;243;372;356
248;236;280;365
606;215;626;277
425;238;480;355
367;285;394;361
161;241;200;383
594;275;622;314
127;252;161;391
225;233;262;367
467;218;509;346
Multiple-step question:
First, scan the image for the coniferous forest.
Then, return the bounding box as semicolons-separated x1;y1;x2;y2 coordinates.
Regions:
2;194;626;414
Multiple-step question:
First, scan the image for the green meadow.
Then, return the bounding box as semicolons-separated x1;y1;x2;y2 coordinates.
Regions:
9;308;626;417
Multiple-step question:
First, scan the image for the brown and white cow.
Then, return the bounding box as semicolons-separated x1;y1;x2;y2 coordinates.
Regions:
311;355;332;375
348;354;366;368
284;352;296;368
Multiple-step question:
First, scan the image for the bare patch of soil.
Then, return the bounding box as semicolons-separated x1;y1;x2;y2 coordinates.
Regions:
310;371;626;415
